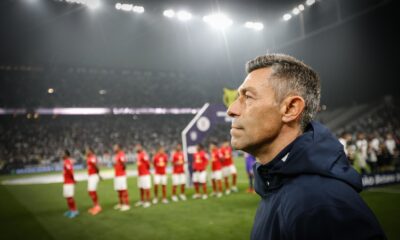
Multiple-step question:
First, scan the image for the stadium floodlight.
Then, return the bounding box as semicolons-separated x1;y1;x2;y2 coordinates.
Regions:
48;88;54;94
244;21;264;31
132;5;144;13
99;89;107;95
86;0;101;9
115;3;121;10
292;7;300;15
306;0;316;6
298;4;305;11
177;10;192;21
202;13;233;30
163;9;175;18
283;13;292;21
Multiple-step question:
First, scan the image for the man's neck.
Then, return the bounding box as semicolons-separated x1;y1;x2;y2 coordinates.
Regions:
255;125;302;165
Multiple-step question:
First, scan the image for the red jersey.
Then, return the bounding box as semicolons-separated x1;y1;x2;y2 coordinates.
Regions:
63;158;75;184
137;150;150;176
114;150;126;177
87;153;98;176
172;151;185;174
220;146;233;167
192;150;208;171
211;148;222;171
153;152;168;175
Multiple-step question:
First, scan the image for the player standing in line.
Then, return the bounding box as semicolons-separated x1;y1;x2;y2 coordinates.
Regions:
63;150;79;218
192;144;209;200
171;144;186;202
220;141;238;194
152;146;169;204
135;144;152;208
86;147;102;215
113;144;130;211
244;152;256;193
209;142;223;198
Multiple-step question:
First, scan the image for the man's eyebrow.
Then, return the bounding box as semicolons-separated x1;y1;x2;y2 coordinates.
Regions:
238;86;257;95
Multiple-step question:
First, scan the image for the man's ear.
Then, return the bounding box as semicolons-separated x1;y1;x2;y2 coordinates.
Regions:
280;95;305;123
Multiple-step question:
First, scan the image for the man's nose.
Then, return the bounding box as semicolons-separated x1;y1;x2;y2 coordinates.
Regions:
227;98;240;118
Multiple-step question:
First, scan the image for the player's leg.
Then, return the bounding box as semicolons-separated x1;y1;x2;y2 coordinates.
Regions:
120;177;130;211
161;175;168;203
179;174;186;201
230;165;238;192
114;177;123;209
211;173;217;196
153;174;159;204
200;171;208;199
64;184;79;218
192;172;200;199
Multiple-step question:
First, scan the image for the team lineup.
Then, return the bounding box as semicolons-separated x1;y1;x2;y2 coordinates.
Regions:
62;142;240;218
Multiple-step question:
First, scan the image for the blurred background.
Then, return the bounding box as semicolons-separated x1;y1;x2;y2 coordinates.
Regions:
0;0;399;239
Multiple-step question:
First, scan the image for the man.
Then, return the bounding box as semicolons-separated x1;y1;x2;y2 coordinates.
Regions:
192;144;208;200
220;141;238;194
244;152;256;193
227;54;386;239
209;142;223;198
135;144;151;208
171;144;187;202
356;132;368;174
86;147;102;215
62;150;79;218
153;146;169;204
113;144;130;211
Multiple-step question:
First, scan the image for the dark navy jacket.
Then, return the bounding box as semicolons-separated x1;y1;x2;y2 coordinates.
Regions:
251;121;386;240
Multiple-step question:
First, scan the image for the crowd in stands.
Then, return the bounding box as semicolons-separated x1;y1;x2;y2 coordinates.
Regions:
0;115;196;172
336;101;400;173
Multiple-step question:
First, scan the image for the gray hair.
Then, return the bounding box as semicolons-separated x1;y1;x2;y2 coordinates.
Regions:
246;53;321;131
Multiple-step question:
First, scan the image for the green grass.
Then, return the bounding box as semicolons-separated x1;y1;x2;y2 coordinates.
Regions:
0;158;399;240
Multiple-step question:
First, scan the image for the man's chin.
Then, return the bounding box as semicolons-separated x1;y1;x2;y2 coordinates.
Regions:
230;138;245;150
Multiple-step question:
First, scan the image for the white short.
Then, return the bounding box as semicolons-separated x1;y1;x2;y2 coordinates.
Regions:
211;170;222;180
192;171;207;184
138;175;151;189
114;176;127;191
87;174;99;191
172;173;186;185
63;184;74;198
222;165;237;177
154;174;167;185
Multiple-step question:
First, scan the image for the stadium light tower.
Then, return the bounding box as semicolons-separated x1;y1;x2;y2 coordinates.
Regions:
203;13;233;30
244;21;264;31
177;10;192;21
306;0;316;6
163;9;175;18
292;7;300;15
283;13;292;21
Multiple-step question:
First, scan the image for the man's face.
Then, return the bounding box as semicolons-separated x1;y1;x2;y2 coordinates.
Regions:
227;67;283;154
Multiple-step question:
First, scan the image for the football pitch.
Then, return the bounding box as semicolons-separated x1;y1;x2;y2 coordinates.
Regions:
1;159;399;240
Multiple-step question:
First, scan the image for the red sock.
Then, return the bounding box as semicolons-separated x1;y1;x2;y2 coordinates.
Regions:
224;177;230;190
232;174;237;186
118;190;123;204
217;180;222;193
172;185;177;195
154;185;158;198
123;190;129;205
162;185;167;199
145;189;150;201
212;179;216;192
180;184;185;194
88;191;98;206
202;183;207;194
140;188;144;202
194;182;200;194
66;197;77;211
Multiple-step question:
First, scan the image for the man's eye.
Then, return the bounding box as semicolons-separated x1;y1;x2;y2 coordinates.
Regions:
245;95;252;99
